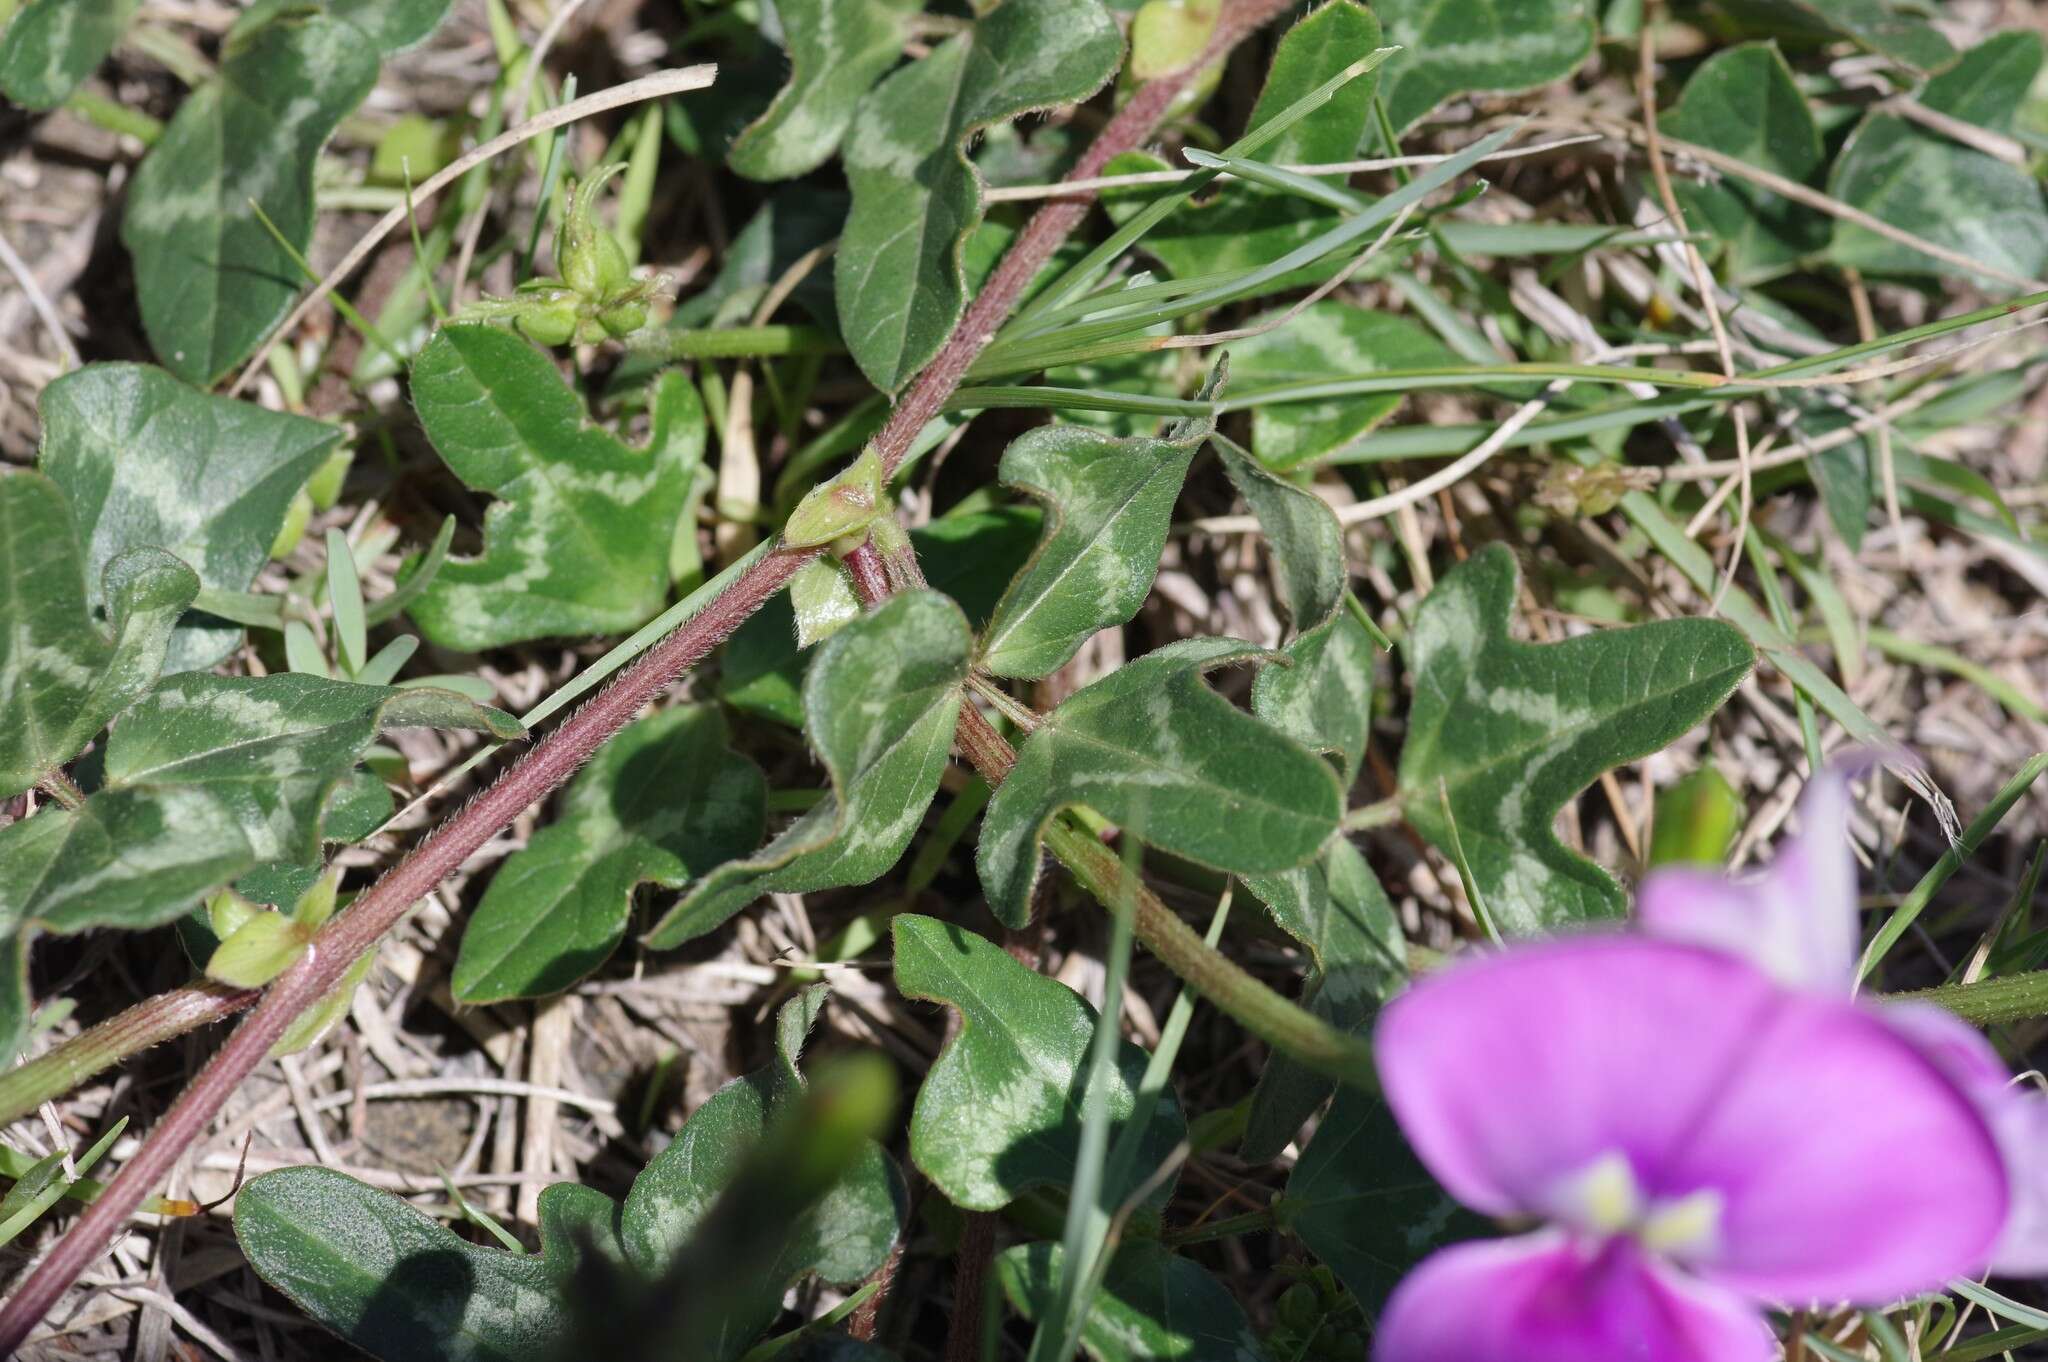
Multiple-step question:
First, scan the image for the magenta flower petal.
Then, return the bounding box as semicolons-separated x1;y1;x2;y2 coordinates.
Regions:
1886;1002;2048;1275
1376;937;2007;1300
1638;768;1857;991
1372;1232;1774;1362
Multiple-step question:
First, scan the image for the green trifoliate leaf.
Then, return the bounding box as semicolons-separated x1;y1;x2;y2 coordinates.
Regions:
37;363;343;672
1214;440;1344;635
404;326;706;650
998;1240;1267;1362
1282;1088;1487;1310
1373;0;1596;135
1722;0;1953;71
1827;32;2048;284
0;673;517;1060
892;915;1186;1211
238;988;901;1362
647;591;969;949
0;0;136;108
1231;303;1456;469
452;706;767;1003
1241;840;1403;1162
0;473;197;798
835;0;1121;391
727;0;920;182
977;367;1222;680
1659;43;1827;280
1104;1;1382;281
121;6;388;384
1394;544;1751;936
977;639;1345;929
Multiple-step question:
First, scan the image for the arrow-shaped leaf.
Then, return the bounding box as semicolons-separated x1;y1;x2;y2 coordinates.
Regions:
1395;544;1752;936
646;590;970;949
835;0;1122;391
452;706;766;1003
978;368;1222;680
405;325;707;651
1214;438;1345;636
37;363;343;672
0;473;197;798
893;914;1186;1212
727;0;921;182
977;638;1344;929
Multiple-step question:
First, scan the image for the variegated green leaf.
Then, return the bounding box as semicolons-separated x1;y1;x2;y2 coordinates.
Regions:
1250;609;1376;789
1827;32;2048;284
977;639;1344;929
1661;42;1828;280
728;0;920;181
1214;439;1344;635
1723;0;1953;71
1230;304;1455;469
1101;2;1382;281
1374;0;1596;134
452;706;767;1003
0;673;518;1061
999;1240;1267;1362
835;0;1121;391
404;325;706;650
1395;544;1752;936
646;590;969;949
893;915;1186;1212
237;988;901;1362
0;473;197;798
0;0;136;108
37;363;343;672
977;368;1222;680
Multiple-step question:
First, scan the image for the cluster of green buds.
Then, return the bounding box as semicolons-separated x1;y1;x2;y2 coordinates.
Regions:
460;163;667;347
1266;1264;1368;1361
780;449;919;646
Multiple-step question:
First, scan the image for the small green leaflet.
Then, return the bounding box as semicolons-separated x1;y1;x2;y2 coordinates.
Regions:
999;1240;1267;1362
1373;0;1596;135
977;638;1344;929
1660;43;1827;280
404;325;706;650
727;0;920;181
0;673;518;1061
647;591;969;949
1280;1088;1486;1310
1241;839;1404;1163
1214;438;1344;635
1101;1;1383;281
1827;32;2048;285
835;0;1122;391
37;362;343;672
978;366;1222;680
1230;303;1455;468
451;706;767;1003
236;988;902;1362
1395;544;1751;936
893;915;1186;1212
0;473;197;799
0;0;135;109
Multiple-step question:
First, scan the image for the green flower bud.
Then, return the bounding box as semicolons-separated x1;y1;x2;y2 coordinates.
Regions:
599;299;649;338
784;448;885;548
516;297;581;347
556;163;633;298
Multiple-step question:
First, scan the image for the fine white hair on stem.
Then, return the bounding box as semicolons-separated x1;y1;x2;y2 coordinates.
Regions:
227;64;717;397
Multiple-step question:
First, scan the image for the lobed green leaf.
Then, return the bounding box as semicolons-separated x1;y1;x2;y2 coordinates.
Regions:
1373;0;1595;134
727;0;921;182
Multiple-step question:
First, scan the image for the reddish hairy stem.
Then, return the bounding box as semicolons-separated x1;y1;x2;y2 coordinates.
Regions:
0;8;1290;1342
0;982;256;1130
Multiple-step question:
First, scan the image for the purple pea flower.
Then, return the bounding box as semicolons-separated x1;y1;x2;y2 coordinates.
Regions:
1372;768;2036;1361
